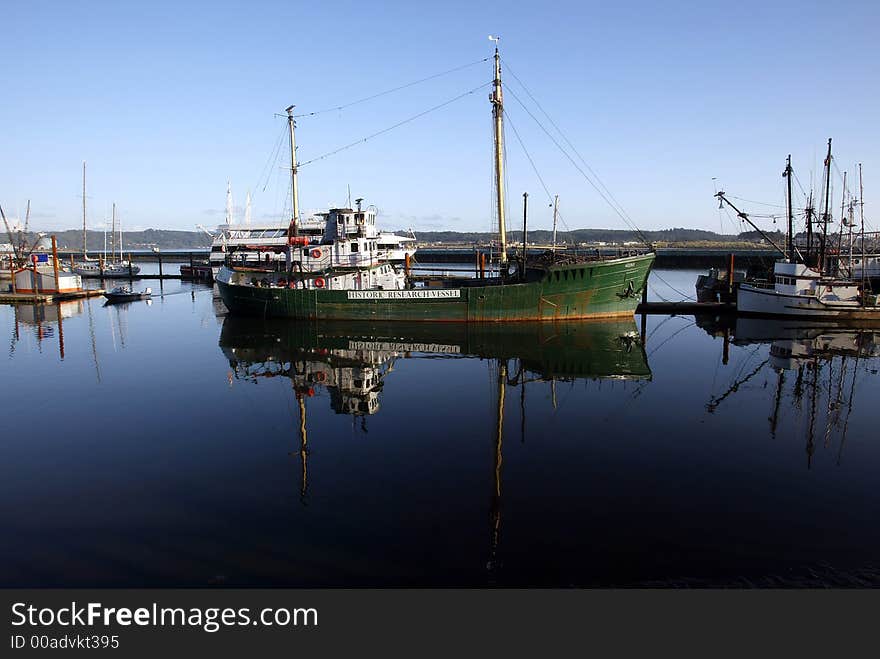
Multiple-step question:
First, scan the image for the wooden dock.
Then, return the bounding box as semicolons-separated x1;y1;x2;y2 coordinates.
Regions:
636;301;734;314
0;289;106;304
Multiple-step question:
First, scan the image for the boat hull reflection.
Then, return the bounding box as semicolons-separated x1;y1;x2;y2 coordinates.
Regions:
219;317;652;386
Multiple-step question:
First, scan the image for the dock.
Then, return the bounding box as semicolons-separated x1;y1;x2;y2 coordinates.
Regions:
0;289;106;304
636;301;734;315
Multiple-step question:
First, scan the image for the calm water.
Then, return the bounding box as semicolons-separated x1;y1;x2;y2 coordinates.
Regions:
2;269;880;587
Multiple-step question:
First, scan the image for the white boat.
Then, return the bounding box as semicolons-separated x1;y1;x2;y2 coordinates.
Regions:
720;145;880;320
207;184;416;276
737;261;880;319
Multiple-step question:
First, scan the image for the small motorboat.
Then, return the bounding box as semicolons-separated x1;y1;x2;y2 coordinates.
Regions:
103;286;152;303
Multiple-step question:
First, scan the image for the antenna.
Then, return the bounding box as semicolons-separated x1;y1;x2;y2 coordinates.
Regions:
488;35;500;45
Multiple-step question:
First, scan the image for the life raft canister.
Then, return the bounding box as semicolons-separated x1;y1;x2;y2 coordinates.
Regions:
314;277;326;288
310;248;322;259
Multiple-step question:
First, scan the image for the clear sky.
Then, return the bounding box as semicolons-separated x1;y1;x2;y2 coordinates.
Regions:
2;0;877;236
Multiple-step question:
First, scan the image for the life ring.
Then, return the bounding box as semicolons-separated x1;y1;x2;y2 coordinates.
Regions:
314;277;325;288
310;248;322;259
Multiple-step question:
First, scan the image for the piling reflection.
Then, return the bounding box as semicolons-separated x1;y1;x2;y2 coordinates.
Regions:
701;316;879;467
9;300;83;359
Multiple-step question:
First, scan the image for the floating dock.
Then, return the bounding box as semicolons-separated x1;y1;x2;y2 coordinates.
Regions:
0;289;106;304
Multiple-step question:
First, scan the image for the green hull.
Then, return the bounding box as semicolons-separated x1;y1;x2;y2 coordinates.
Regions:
217;252;655;322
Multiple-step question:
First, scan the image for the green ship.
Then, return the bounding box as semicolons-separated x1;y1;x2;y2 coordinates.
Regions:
217;46;655;321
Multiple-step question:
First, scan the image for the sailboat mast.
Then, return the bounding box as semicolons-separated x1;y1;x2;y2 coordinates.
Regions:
820;138;832;273
490;45;507;264
286;105;300;238
110;202;116;260
784;155;793;263
82;161;87;257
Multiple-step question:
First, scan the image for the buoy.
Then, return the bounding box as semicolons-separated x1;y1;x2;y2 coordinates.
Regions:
311;248;322;259
314;277;325;288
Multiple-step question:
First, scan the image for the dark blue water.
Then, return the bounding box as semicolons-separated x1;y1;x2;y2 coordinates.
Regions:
2;270;879;587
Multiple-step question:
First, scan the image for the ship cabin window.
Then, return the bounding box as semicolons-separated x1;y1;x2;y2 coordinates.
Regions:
776;276;796;286
351;242;359;253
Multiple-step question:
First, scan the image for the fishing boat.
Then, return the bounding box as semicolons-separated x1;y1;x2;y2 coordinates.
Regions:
217;46;655;321
103;286;152;303
74;166;140;278
718;145;880;320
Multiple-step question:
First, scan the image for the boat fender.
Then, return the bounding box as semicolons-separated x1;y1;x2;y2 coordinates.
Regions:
314;277;325;288
311;248;322;259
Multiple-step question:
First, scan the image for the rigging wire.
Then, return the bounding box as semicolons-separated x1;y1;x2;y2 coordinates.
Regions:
293;57;490;118
503;84;649;245
502;108;570;232
501;58;648;243
297;82;492;169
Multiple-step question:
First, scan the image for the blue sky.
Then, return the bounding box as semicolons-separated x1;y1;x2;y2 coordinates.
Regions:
1;0;877;235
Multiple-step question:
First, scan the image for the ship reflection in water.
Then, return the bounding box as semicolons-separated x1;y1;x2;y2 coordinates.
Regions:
219;317;651;509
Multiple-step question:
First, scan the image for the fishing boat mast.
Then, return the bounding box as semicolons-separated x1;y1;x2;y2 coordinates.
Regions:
489;39;507;264
784;155;794;263
286;105;301;239
859;163;866;296
819;138;833;274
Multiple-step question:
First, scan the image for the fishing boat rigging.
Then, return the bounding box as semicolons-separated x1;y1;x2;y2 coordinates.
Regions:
717;143;880;319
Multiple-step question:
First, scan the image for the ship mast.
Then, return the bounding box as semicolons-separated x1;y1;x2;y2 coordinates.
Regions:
82;161;87;257
819;138;832;274
286;105;300;238
859;163;866;295
783;155;794;263
490;39;507;264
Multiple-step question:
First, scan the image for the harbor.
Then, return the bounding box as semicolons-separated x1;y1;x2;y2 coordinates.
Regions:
2;3;879;602
3;270;880;587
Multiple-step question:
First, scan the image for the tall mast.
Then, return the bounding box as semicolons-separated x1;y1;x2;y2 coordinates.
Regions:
552;194;559;251
82;161;87;257
110;201;116;261
820;138;832;274
784;155;793;263
859;163;866;294
245;190;252;227
225;181;234;225
286;105;300;238
489;40;507;263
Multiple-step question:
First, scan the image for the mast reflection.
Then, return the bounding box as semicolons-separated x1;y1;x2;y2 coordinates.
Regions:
219;317;653;571
701;316;879;468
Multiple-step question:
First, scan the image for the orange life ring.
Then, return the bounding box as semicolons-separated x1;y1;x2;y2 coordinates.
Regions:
310;248;322;259
314;277;325;288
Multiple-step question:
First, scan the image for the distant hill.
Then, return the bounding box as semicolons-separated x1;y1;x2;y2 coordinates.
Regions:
13;226;781;251
19;229;213;252
410;227;767;245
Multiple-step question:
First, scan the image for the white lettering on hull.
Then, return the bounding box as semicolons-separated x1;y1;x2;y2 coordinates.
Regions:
347;289;461;300
348;341;461;354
